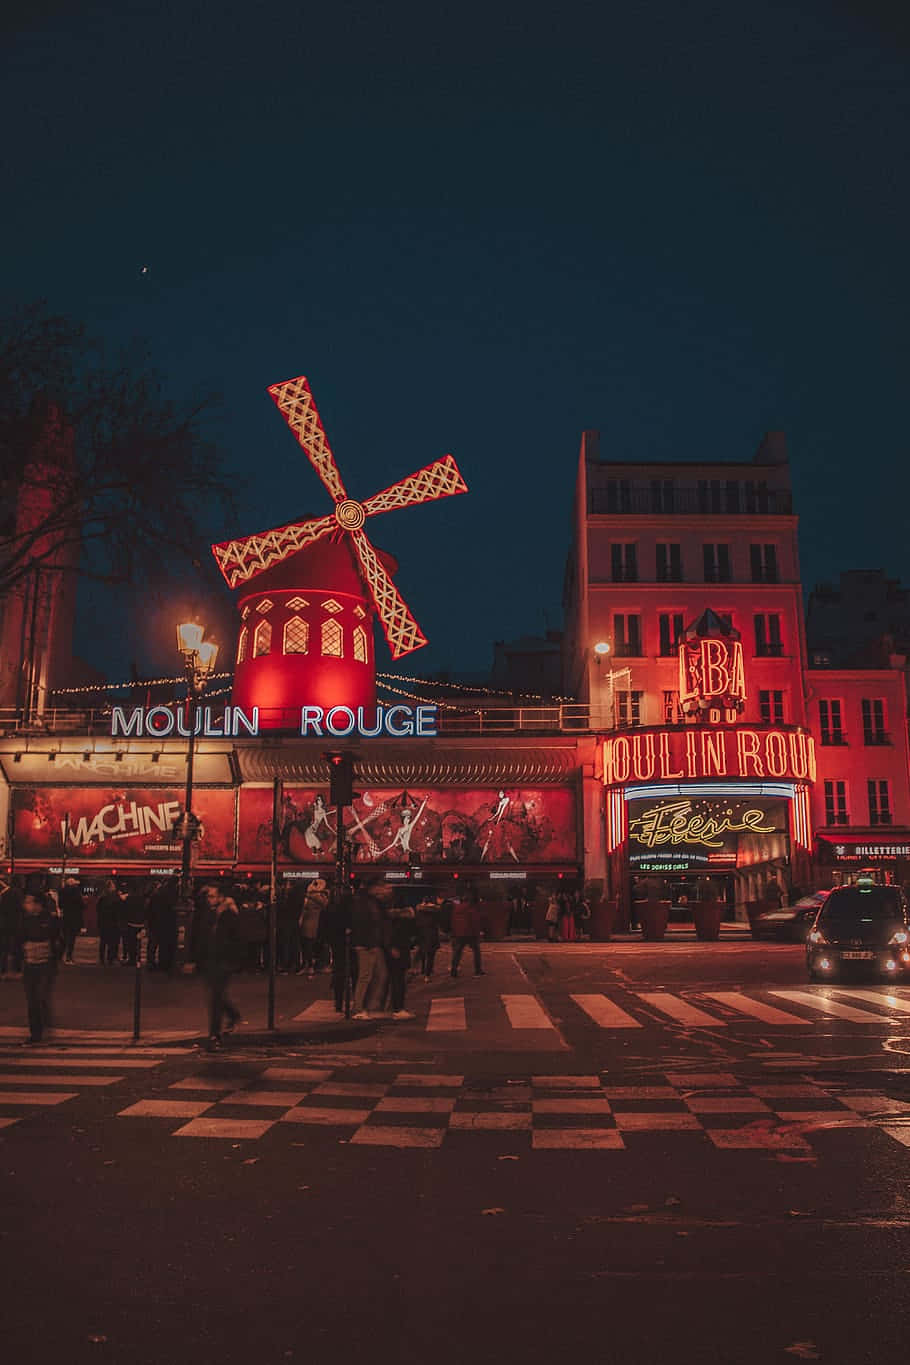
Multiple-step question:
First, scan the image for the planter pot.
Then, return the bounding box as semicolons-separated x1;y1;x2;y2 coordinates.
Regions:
641;901;670;942
591;898;617;942
694;899;723;942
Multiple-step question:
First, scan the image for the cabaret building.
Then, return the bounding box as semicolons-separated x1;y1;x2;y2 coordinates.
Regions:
0;382;908;927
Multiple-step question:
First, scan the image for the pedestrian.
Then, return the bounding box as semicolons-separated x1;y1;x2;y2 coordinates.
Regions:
95;879;122;965
384;898;416;1019
559;892;576;942
18;891;62;1043
415;892;441;980
121;883;148;965
237;883;267;971
545;893;560;942
196;884;242;1050
350;881;388;1019
155;879;179;973
57;875;85;963
450;891;484;977
298;877;328;976
145;879;165;969
276;887;298;973
764;877;783;908
320;890;358;1012
0;874;25;979
573;889;591;940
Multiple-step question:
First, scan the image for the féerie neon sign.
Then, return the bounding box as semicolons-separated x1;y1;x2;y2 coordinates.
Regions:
110;703;439;739
629;799;775;850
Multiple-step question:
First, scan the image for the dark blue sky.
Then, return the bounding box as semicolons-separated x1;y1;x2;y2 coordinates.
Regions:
3;0;908;682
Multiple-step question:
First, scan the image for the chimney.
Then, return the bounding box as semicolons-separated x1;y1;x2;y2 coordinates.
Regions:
753;430;788;466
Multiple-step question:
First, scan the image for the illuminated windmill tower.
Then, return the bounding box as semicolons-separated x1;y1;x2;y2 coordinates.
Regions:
212;376;468;727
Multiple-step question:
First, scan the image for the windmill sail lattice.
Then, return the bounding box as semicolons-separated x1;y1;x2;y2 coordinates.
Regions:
212;376;467;659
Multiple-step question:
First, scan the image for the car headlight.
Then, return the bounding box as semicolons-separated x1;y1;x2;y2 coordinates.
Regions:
807;929;827;946
888;930;909;946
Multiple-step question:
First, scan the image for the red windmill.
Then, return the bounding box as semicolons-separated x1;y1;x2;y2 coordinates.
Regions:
212;376;468;727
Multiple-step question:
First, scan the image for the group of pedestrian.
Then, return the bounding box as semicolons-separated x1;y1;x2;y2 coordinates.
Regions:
0;873;65;1044
544;890;591;942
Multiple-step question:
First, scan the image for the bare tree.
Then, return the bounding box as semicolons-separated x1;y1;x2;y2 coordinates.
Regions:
0;303;236;598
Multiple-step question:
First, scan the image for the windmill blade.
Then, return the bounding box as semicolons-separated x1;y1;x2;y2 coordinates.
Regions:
362;455;468;519
349;528;428;658
267;376;347;504
212;513;336;589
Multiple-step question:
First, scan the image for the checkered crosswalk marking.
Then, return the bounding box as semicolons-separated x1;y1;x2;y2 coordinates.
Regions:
0;1045;173;1129
635;992;724;1027
770;990;892;1022
501;995;555;1030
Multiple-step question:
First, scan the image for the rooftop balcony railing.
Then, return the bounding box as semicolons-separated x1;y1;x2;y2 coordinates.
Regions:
588;487;793;516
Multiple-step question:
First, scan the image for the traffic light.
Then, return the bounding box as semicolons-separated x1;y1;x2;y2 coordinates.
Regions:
325;751;355;807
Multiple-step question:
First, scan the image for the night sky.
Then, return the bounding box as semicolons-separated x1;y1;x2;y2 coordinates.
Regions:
3;1;908;684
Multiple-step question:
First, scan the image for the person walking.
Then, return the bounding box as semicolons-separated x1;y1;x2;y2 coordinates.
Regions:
559;892;577;942
18;891;62;1043
415;892;441;980
450;891;484;978
350;882;388;1019
95;879;122;966
197;884;242;1049
320;891;358;1013
120;883;147;966
384;900;416;1019
59;876;84;963
298;877;328;976
545;893;560;942
0;874;25;979
155;878;179;973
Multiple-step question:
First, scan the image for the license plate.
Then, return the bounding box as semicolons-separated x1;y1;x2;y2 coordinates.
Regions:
841;950;874;960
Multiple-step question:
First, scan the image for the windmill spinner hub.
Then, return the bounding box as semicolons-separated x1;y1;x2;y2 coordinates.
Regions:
212;375;468;728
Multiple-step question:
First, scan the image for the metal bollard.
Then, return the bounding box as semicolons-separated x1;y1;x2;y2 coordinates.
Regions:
343;927;352;1020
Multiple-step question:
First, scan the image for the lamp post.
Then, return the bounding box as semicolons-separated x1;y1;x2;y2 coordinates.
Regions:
175;622;218;959
593;641;632;730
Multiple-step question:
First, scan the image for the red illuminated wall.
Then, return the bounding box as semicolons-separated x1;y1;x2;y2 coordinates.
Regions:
238;786;577;865
12;787;236;864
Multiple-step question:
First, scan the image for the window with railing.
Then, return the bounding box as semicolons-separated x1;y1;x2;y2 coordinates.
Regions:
658;612;684;657
616;690;643;727
862;698;888;745
650;479;675;513
750;543;779;583
819;699;845;745
611;543;638;582
754;613;783;657
869;779;892;826
824;780;848;826
759;689;784;724
656;543;682;582
703;543;731;582
613;613;642;658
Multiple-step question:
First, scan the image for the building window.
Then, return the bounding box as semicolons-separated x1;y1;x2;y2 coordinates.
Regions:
236;627;249;665
663;690;683;724
819;699;844;745
253;620;271;658
283;616;309;655
321;618;343;657
658;613;684;657
750;544;779;583
868;779;892;826
616;690;643;727
650;479;674;513
698;480;722;514
606;479;631;513
862;698;887;745
322;598;343;614
613;614;641;658
759;689;784;724
744;480;770;513
824;780;848;826
754;613;783;656
611;543;638;582
656;543;683;582
286;596;309;611
255;598;273;614
353;625;368;663
703;543;731;582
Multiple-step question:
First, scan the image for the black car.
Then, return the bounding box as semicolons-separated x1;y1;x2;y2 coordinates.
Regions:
752;891;829;942
806;884;910;981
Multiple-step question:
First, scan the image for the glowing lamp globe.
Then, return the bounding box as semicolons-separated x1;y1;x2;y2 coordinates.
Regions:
212;376;467;729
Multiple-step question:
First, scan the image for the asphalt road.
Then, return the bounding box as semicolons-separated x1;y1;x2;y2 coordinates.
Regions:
2;943;909;1365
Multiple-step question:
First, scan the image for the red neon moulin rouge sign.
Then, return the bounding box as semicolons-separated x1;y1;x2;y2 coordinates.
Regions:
602;727;816;787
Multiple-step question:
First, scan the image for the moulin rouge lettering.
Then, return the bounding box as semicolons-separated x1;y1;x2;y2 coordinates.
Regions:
602;728;816;786
110;703;438;739
629;800;776;850
63;799;183;849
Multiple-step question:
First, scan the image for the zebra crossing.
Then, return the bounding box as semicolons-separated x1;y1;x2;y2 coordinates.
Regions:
293;985;910;1034
0;1043;175;1130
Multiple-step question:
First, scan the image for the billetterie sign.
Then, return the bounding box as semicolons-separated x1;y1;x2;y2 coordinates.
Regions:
110;703;438;739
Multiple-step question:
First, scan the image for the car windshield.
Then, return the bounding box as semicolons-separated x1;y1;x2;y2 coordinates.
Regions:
818;888;903;922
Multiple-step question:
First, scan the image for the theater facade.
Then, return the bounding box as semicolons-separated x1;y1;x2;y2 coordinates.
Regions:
1;416;909;924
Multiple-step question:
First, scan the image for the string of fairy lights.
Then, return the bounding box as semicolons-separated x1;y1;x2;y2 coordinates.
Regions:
50;671;575;706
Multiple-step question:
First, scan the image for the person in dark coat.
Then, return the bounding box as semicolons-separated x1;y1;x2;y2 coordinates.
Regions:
384;901;416;1018
350;883;387;1018
320;891;358;1012
58;876;85;963
415;893;442;980
95;879;122;965
18;892;62;1043
120;884;147;965
450;892;484;977
152;878;179;973
196;884;242;1049
0;875;25;978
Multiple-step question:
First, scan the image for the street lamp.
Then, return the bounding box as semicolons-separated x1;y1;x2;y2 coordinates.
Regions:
592;640;631;729
176;622;218;920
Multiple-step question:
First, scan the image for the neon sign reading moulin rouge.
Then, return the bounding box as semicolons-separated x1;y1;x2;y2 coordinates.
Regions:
110;704;439;739
630;800;775;850
603;727;816;785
